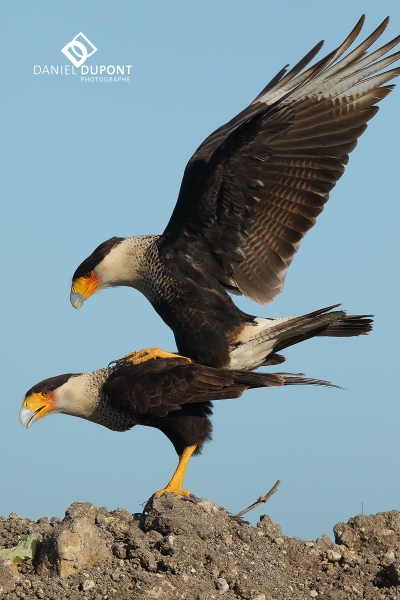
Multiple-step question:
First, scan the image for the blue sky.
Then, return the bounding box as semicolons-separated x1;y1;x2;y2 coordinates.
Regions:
1;0;399;541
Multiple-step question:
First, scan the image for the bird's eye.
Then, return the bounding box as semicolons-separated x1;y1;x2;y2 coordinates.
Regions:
83;271;93;279
41;390;50;398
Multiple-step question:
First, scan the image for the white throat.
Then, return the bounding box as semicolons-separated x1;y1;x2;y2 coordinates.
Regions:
54;369;109;419
96;235;159;289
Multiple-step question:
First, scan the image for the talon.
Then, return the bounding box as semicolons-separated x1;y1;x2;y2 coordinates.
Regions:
123;348;191;365
155;487;191;498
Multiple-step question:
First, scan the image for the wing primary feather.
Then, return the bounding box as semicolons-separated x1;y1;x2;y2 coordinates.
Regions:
254;40;325;102
159;17;399;308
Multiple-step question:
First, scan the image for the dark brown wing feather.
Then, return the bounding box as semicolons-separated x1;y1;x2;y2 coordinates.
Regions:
104;357;335;418
103;358;286;419
160;17;400;305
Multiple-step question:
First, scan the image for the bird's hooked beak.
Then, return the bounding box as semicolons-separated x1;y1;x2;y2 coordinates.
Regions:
19;392;55;429
70;272;100;310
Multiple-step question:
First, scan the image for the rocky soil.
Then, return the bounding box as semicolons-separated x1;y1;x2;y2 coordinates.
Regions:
1;495;400;599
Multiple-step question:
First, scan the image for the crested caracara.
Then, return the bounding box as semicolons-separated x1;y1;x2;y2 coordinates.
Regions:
20;348;334;497
70;17;399;369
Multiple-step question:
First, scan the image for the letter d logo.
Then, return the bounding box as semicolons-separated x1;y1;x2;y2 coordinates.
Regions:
61;33;97;68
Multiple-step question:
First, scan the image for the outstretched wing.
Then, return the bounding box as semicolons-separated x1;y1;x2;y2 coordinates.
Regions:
159;17;400;304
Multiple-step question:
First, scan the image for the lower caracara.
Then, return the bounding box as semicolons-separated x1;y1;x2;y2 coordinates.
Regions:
20;348;333;497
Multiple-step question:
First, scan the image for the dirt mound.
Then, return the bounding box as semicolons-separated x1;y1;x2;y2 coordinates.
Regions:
1;495;400;599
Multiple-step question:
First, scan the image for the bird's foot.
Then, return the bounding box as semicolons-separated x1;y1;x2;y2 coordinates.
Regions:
155;486;191;499
152;445;197;502
123;348;190;365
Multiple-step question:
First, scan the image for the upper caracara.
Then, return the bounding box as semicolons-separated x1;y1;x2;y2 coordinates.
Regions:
20;348;333;496
70;17;399;369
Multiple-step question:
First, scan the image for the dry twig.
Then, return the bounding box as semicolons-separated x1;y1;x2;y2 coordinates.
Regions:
234;480;281;519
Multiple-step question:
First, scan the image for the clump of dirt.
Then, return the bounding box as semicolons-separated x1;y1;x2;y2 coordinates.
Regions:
1;495;400;599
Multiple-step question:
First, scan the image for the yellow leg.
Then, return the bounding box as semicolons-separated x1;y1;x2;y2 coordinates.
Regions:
155;444;197;498
123;348;191;365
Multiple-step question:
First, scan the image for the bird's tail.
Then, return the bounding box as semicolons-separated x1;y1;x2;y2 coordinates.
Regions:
230;369;339;390
229;305;373;370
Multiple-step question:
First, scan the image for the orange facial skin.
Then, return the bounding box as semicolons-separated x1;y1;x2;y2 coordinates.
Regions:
71;271;100;300
23;391;55;423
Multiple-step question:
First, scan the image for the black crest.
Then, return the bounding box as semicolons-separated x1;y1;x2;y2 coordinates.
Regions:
73;237;125;279
25;373;79;398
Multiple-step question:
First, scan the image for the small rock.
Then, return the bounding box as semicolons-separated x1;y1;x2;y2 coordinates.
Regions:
327;549;342;562
95;507;111;524
310;591;318;598
216;577;229;593
387;561;400;586
146;530;163;543
3;560;19;578
257;515;282;539
342;550;360;566
9;513;19;520
111;508;133;523
381;549;396;565
139;551;158;572
55;518;113;577
81;580;95;592
64;503;97;523
382;528;396;537
0;559;19;594
224;535;233;545
112;543;126;559
197;499;219;515
273;537;284;545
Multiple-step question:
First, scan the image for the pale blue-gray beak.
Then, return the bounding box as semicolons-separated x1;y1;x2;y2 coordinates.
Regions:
19;406;36;429
70;292;85;310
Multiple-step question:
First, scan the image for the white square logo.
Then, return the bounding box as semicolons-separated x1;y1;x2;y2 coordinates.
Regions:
61;33;97;68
